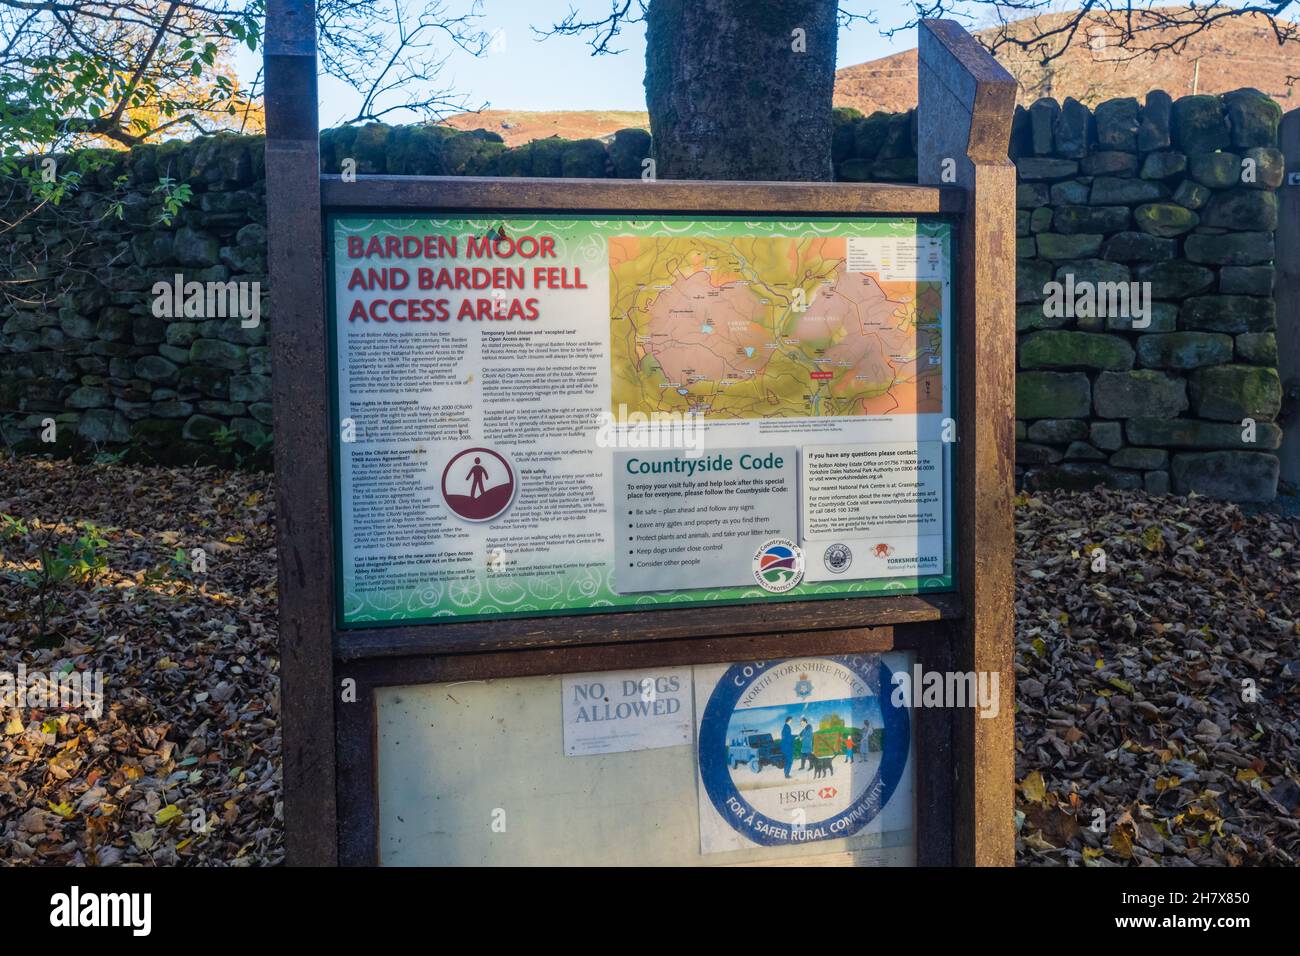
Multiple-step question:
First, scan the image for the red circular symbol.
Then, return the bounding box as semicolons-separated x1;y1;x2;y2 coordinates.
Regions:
440;447;516;522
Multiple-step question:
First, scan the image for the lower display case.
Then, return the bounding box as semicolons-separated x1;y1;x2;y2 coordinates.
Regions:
375;652;917;866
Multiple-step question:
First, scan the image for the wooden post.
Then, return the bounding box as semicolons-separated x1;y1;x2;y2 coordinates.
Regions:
265;0;339;866
916;20;1018;866
1277;108;1300;489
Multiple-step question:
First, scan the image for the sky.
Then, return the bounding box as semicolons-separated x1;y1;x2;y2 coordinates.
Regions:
237;1;942;128
235;1;1300;128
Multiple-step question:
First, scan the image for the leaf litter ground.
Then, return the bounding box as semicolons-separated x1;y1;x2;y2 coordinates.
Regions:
0;459;1296;865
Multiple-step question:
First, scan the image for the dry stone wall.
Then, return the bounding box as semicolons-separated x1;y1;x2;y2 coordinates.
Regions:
0;92;1285;500
1009;89;1284;502
1;134;271;466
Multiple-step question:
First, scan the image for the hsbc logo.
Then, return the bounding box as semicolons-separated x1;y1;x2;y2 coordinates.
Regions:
779;789;817;803
779;787;837;804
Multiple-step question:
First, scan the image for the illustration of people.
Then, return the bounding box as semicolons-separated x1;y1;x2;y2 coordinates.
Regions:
798;718;814;770
781;717;795;778
843;733;856;764
466;456;489;499
858;722;871;762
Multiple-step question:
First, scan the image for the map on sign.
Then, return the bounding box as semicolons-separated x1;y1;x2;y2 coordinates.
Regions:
611;235;944;419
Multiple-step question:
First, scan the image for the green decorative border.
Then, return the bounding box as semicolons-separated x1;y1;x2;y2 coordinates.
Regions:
326;212;958;627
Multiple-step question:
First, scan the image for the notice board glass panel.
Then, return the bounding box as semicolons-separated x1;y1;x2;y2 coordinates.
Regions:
376;653;916;866
328;214;955;626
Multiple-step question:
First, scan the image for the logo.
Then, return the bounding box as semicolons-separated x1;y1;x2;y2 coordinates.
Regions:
49;886;152;936
698;656;910;849
823;543;852;574
752;537;804;593
872;542;895;559
440;447;516;522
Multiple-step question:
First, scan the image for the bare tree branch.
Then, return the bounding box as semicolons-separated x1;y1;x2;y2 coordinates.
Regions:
532;1;649;56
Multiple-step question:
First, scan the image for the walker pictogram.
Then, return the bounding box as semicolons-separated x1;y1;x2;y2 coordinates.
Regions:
441;447;516;522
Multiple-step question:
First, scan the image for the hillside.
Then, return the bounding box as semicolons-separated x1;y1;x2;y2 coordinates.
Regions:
834;8;1298;113
440;109;648;147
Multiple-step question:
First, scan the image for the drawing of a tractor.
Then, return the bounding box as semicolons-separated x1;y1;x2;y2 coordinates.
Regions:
727;729;782;773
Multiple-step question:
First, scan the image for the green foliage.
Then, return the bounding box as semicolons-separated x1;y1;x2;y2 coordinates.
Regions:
210;426;239;457
42;523;110;588
0;513;30;543
140;546;195;588
210;424;272;469
7;150;116;208
0;1;265;163
100;176;132;222
247;430;274;456
6;147;188;234
153;177;194;226
169;546;195;581
92;446;130;465
15;523;108;589
1;513;111;643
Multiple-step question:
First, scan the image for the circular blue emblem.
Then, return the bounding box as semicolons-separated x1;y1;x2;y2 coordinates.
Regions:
698;655;909;847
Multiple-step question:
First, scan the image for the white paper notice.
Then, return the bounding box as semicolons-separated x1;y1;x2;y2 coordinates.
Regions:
801;442;943;540
562;667;694;756
799;441;945;582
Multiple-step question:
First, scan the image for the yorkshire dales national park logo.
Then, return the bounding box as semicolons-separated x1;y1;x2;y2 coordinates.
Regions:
698;656;910;848
752;538;804;593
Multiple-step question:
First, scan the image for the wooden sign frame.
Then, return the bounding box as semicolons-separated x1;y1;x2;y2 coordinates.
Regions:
266;2;1016;867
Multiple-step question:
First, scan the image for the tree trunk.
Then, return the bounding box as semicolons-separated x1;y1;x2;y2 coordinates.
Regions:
645;0;839;181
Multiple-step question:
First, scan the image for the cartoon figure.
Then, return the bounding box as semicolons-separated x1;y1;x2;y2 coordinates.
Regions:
780;717;795;778
467;456;489;499
843;733;856;764
798;717;814;771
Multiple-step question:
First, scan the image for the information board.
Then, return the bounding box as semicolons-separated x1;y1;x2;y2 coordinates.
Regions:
376;653;916;866
328;214;955;625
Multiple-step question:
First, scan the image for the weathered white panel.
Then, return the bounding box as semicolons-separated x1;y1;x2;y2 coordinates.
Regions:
377;658;916;866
